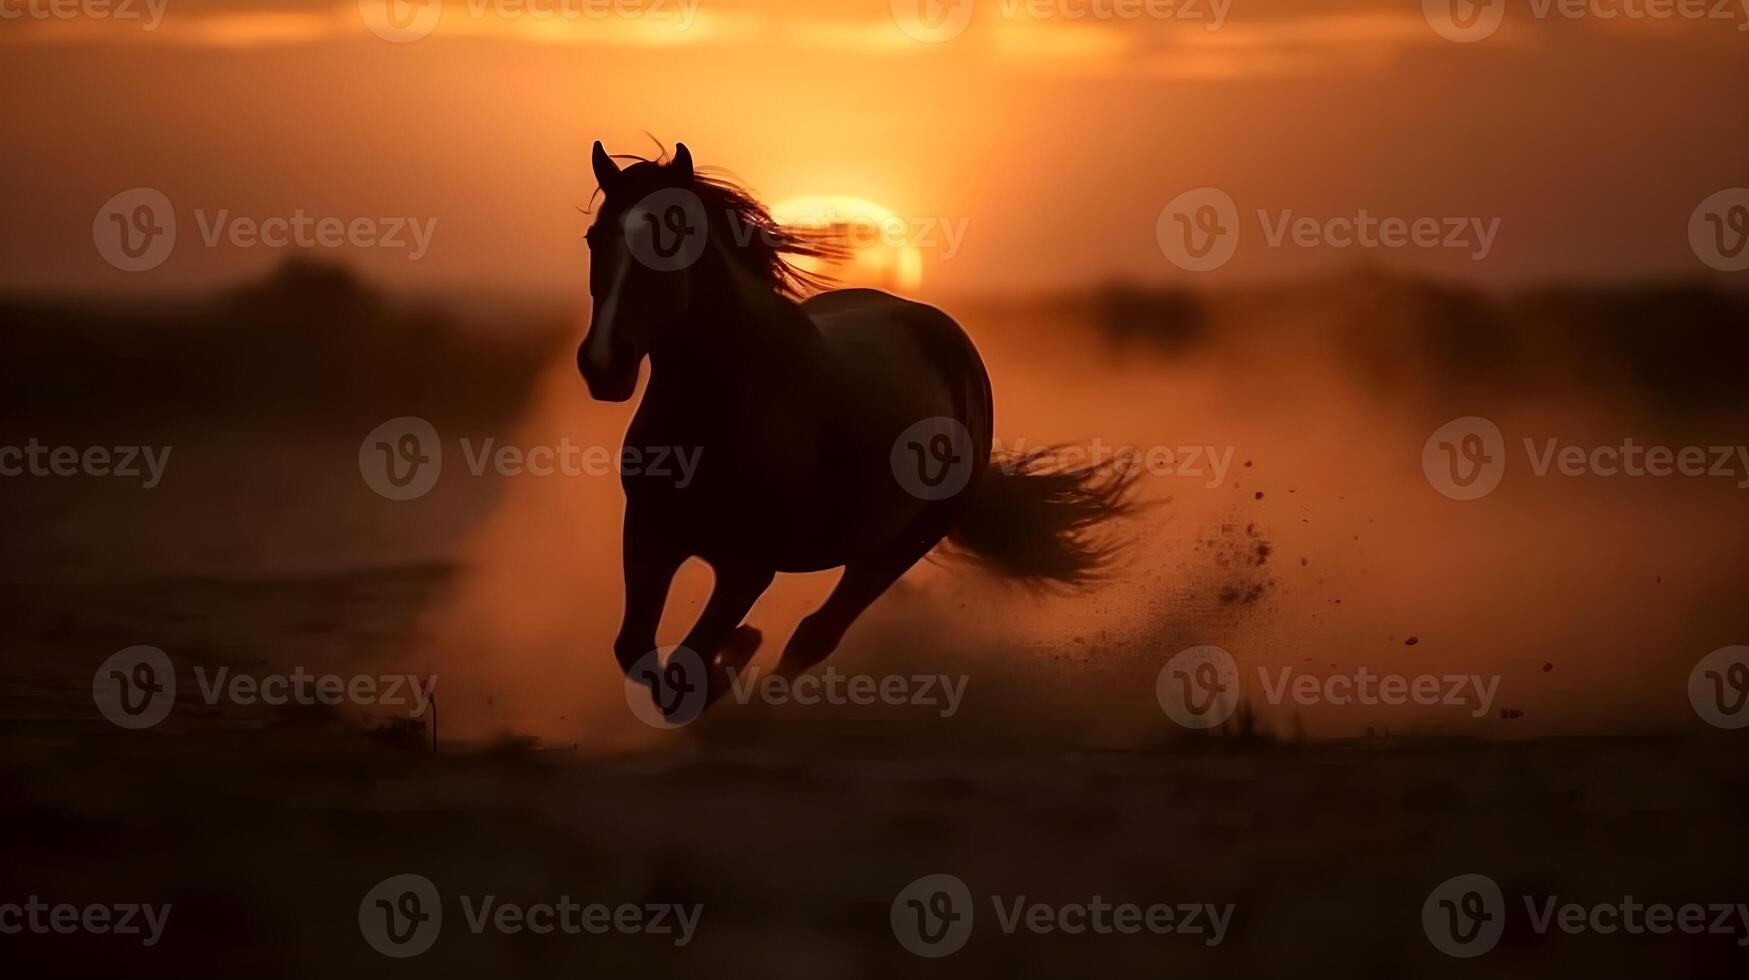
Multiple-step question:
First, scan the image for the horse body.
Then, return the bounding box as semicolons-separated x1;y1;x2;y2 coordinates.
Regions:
625;287;986;574
581;141;1130;718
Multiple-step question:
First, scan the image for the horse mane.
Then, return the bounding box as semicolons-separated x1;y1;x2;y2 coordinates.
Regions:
591;145;845;299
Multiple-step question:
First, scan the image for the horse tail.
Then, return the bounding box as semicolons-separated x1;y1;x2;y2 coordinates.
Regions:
944;447;1140;588
902;300;1139;588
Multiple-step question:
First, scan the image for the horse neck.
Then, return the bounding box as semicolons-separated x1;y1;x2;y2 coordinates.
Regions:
647;250;822;392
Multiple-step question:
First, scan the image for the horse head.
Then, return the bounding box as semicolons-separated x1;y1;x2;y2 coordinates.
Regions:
579;140;701;402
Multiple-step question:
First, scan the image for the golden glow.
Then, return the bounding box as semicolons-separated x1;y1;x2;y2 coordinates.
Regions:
770;195;925;292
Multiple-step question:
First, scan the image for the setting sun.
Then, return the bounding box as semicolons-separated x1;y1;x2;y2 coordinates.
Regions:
770;195;925;291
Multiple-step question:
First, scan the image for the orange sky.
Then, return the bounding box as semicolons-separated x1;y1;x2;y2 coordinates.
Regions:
2;0;1745;297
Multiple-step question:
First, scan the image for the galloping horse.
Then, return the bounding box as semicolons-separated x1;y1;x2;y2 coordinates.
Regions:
579;141;1134;719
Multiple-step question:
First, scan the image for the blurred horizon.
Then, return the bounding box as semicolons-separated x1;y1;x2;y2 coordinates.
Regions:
5;0;1747;296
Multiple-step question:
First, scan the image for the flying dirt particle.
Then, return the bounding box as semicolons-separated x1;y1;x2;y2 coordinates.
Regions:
1501;709;1524;720
1543;662;1553;672
1404;636;1418;646
1300;557;1309;567
1254;492;1264;500
1244;460;1253;468
1219;584;1266;605
1255;543;1272;565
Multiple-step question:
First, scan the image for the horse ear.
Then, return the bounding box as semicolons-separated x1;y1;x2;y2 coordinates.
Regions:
672;142;694;181
592;140;621;190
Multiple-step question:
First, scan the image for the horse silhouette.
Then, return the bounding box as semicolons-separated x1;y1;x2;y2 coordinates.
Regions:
580;140;1136;717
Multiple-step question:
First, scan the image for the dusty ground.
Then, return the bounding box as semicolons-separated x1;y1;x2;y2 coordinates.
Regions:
3;571;1748;978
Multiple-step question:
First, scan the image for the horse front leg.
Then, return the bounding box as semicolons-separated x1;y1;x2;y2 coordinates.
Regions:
614;507;686;682
679;563;775;711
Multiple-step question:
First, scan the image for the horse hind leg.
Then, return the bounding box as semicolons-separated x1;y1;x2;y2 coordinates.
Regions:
776;521;950;679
